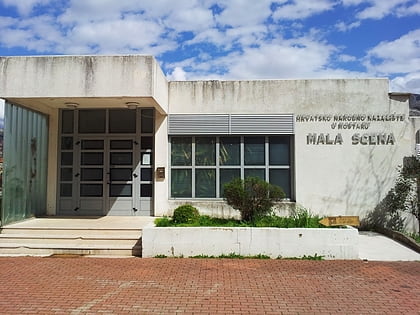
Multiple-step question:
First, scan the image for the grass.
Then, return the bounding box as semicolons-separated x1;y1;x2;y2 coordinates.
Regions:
155;210;326;229
279;254;324;260
154;253;323;260
405;232;420;244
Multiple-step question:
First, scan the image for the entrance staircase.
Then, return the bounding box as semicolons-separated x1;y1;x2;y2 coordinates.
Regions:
0;216;155;257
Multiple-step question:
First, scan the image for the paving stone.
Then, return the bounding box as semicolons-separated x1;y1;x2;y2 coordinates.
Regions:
0;257;418;314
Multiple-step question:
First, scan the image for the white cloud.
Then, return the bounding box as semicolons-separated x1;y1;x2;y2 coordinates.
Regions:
364;29;420;75
168;67;188;81
273;0;336;20
341;0;420;20
63;16;169;54
396;2;420;17
390;72;420;93
335;21;361;32
1;0;52;16
183;36;368;80
357;0;406;19
216;0;273;27
338;54;357;62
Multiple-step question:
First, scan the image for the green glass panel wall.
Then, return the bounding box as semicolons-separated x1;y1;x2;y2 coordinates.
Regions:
2;102;48;225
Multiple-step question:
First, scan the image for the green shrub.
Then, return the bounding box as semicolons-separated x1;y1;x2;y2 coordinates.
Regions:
223;177;285;222
172;205;200;224
254;208;323;228
154;216;172;227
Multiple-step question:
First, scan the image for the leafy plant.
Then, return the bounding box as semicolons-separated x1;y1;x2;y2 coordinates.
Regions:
154;216;171;227
172;204;200;224
254;208;323;228
362;157;419;236
223;177;285;222
155;212;327;228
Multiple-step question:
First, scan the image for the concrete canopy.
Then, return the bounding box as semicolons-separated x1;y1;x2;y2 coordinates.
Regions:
0;55;168;114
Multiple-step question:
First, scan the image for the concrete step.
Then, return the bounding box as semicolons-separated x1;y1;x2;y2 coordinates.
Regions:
0;227;142;238
0;236;142;257
0;236;140;246
0;245;141;257
0;217;154;257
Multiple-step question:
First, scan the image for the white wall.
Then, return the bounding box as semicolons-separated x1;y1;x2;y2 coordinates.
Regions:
168;79;414;218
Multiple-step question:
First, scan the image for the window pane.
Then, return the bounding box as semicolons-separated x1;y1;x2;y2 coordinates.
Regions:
60;183;72;197
171;137;192;166
80;184;103;197
141;137;153;150
141;109;154;133
141;168;153;181
109;109;136;133
81;140;104;150
110;184;132;197
110;140;132;150
196;137;215;166
220;169;241;197
61;137;73;150
171;169;192;197
244;169;265;181
61;152;73;166
244;136;265;165
141;184;153;197
60;168;73;181
79;110;106;133
269;136;290;165
110;168;132;181
81;152;104;165
220;137;240;165
270;169;290;198
61;110;74;134
110;152;132;165
81;168;103;181
196;169;216;198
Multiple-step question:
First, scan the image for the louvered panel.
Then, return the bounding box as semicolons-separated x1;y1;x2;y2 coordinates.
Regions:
230;115;294;134
168;114;230;135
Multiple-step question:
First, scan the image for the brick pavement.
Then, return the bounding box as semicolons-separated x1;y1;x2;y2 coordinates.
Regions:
0;257;419;314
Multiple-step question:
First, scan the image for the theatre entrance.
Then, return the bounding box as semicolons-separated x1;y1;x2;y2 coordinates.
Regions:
57;108;154;216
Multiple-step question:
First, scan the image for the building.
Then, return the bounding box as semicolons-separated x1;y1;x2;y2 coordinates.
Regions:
0;55;419;231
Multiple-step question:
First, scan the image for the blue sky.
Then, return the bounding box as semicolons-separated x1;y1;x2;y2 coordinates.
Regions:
0;0;419;93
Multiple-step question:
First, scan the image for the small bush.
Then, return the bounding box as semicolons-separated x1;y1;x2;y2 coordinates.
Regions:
223;177;285;222
254;208;323;228
172;205;200;224
154;217;171;227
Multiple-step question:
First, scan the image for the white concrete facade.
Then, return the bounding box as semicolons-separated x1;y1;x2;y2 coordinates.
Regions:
0;55;418;229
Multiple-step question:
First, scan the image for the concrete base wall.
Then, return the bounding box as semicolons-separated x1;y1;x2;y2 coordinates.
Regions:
142;226;359;259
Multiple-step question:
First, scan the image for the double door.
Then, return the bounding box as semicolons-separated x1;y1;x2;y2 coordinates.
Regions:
59;136;153;216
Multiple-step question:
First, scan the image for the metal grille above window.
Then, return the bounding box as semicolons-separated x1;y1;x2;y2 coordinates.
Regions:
168;114;294;135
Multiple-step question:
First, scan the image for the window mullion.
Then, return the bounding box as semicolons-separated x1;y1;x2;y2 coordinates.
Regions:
265;136;269;181
192;137;196;198
240;136;244;179
215;137;220;198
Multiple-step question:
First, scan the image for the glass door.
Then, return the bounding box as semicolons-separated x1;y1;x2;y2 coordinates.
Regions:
57;108;155;216
107;139;136;215
78;139;105;215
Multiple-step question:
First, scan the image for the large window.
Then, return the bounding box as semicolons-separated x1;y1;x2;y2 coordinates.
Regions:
170;136;292;199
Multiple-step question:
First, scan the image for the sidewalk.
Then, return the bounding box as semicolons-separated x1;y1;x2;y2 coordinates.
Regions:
0;257;419;314
359;231;420;261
